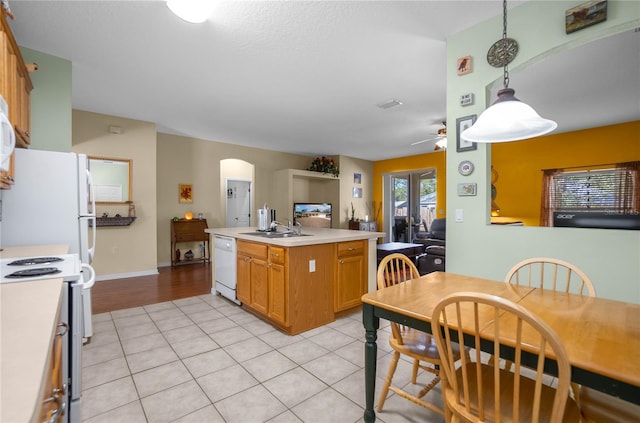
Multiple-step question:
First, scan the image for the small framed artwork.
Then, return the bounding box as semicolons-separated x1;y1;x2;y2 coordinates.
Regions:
354;173;362;184
457;55;472;75
352;187;362;198
456;114;477;152
457;183;477;196
565;0;607;34
179;184;193;203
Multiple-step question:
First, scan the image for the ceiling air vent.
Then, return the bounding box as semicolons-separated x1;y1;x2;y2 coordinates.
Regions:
376;99;403;110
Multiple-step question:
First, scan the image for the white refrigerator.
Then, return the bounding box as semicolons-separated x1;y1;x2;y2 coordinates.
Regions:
1;148;97;337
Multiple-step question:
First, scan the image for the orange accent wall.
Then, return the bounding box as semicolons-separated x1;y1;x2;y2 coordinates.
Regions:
372;150;447;231
491;121;640;226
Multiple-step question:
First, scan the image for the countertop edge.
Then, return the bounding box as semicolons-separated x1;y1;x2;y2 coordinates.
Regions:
206;227;385;247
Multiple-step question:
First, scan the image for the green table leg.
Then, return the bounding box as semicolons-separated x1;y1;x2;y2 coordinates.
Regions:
363;303;380;423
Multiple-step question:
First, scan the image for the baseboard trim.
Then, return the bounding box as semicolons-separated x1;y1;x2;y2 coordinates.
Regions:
96;268;159;282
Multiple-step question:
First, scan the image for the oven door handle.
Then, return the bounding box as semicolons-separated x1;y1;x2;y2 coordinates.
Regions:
81;263;96;289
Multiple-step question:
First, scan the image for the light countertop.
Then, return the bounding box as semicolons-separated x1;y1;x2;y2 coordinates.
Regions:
206;226;385;247
0;245;67;423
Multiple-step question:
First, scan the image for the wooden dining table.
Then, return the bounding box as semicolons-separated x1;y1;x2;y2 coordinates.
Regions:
361;271;640;423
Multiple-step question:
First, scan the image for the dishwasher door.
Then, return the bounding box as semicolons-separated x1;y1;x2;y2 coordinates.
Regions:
214;236;240;304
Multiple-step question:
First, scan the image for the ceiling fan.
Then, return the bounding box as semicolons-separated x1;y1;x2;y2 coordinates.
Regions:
411;121;447;150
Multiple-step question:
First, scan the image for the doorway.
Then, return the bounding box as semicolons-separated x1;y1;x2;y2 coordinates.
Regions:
383;169;437;243
226;179;251;227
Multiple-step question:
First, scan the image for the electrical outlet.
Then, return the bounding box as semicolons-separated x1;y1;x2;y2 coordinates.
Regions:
309;259;316;272
455;209;464;223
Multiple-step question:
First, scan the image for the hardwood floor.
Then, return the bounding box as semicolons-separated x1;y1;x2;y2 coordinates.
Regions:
91;263;212;314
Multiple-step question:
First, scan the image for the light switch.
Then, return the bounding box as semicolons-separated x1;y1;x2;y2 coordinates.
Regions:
455;209;464;223
309;259;316;272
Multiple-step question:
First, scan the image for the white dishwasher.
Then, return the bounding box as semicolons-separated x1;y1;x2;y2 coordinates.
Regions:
214;236;240;305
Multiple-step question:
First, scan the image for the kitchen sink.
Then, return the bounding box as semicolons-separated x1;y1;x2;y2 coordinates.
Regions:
239;231;312;238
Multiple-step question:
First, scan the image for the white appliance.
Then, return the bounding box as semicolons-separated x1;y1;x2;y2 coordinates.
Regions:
1;148;97;338
214;235;240;304
0;94;15;172
0;253;95;423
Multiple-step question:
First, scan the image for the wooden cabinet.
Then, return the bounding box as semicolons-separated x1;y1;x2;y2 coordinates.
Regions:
236;240;334;334
170;219;210;266
237;241;286;324
39;309;67;423
0;9;34;189
268;246;288;326
335;240;367;312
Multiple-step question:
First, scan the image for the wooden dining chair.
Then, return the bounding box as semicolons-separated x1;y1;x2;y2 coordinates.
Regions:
504;257;596;296
577;386;640;422
432;292;581;423
376;253;463;415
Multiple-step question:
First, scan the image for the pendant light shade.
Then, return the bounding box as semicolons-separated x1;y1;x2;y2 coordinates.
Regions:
461;88;557;143
462;0;557;143
166;0;215;24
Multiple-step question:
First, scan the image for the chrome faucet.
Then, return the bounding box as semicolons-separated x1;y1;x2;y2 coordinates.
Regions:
294;220;302;235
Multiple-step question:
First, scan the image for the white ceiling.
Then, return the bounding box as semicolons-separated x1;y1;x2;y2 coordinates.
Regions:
7;1;638;161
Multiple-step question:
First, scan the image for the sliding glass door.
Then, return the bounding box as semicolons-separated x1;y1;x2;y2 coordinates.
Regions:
383;169;437;243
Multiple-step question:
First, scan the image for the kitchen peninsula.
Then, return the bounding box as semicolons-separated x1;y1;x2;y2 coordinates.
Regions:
206;227;384;334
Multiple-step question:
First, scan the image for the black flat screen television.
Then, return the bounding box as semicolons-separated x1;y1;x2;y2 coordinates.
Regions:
293;203;332;228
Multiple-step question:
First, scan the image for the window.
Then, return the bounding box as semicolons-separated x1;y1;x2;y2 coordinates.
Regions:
540;162;639;226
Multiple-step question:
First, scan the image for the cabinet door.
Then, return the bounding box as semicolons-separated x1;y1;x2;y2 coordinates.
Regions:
250;258;269;314
236;253;251;304
269;262;288;325
335;254;365;311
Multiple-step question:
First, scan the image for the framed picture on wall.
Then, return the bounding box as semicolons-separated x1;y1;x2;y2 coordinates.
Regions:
179;184;193;203
456;114;477;152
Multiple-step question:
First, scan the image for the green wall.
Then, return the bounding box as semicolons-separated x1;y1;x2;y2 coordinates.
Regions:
445;0;640;302
21;48;72;152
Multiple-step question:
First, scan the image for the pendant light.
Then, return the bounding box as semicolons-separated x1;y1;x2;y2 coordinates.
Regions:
461;0;557;143
166;0;215;24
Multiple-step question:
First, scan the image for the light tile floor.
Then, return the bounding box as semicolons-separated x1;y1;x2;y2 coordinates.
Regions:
81;293;447;423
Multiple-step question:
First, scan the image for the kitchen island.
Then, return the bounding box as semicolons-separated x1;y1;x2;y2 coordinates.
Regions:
206;227;384;334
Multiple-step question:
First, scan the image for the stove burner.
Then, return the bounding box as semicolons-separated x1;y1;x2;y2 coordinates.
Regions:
8;257;64;266
5;267;62;278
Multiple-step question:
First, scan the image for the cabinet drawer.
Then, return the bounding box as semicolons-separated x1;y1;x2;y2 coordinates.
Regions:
269;246;286;265
337;240;365;257
237;240;268;260
174;232;207;242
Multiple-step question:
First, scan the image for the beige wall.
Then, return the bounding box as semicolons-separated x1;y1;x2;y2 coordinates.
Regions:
156;133;354;265
337;155;375;226
72;110;158;279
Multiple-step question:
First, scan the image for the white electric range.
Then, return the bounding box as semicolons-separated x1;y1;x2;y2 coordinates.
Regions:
0;253;94;423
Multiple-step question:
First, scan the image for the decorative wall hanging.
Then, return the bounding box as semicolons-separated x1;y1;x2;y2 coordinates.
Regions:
456;115;477;152
457;183;477;196
457;55;472;75
566;0;607;34
179;184;193;203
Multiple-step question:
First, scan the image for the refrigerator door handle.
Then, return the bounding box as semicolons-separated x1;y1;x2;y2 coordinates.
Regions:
80;263;96;289
86;168;97;262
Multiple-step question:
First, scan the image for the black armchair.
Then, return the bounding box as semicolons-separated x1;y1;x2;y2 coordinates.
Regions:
413;218;446;275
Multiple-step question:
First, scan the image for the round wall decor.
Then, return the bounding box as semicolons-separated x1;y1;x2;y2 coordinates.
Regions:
458;160;475;176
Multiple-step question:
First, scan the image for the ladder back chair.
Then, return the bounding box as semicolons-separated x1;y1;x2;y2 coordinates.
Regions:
432;292;581;423
504;257;596;296
376;253;463;415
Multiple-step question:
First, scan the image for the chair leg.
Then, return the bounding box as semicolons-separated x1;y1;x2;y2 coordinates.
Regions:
412;359;419;384
377;352;400;412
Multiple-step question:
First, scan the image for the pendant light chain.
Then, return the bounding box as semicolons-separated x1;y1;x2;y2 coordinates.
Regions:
502;0;510;89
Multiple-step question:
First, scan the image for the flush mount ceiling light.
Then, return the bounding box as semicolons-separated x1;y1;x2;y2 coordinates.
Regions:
461;0;557;143
166;0;215;24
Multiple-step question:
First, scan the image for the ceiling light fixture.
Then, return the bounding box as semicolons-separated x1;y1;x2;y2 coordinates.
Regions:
166;0;215;24
461;0;557;143
376;99;403;110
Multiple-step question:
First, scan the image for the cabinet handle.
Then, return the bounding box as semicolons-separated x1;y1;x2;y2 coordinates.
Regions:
56;322;69;337
339;259;344;264
348;247;355;251
42;384;67;423
271;253;279;257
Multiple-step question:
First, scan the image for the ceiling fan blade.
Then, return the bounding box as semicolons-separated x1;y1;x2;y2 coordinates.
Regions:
411;136;441;146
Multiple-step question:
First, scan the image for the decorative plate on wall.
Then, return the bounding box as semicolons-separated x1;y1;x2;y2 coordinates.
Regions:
458;160;475;176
